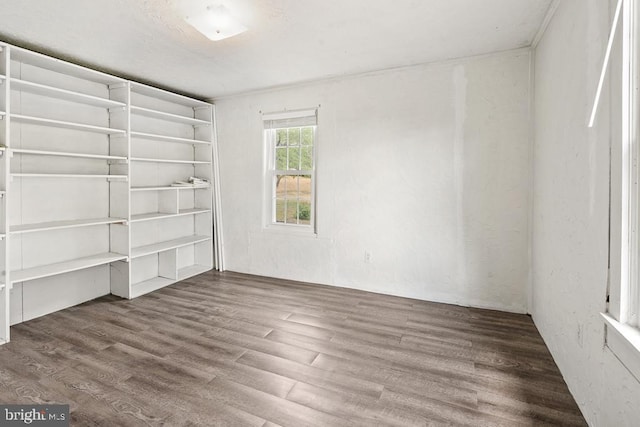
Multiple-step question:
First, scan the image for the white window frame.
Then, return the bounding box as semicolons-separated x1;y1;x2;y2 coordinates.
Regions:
262;109;317;234
604;0;640;383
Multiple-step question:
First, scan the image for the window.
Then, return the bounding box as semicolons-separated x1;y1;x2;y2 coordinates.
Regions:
610;0;640;327
626;0;640;330
603;0;640;383
263;109;317;231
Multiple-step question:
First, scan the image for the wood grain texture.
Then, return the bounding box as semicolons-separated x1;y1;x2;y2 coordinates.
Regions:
0;271;586;426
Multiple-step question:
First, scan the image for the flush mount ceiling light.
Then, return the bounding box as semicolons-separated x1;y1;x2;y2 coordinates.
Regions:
185;4;247;41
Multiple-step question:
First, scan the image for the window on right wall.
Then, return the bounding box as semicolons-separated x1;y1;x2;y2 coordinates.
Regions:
604;0;640;383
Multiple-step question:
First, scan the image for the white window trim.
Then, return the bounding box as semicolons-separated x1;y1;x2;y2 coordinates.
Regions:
604;0;640;383
602;313;640;382
262;109;318;235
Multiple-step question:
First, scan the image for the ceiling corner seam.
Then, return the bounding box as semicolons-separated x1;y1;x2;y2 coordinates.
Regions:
531;0;561;49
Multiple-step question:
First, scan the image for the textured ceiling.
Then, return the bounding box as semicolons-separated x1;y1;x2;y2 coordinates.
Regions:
0;0;552;99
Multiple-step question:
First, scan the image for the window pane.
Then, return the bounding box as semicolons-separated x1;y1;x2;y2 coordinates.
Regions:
298;199;311;225
275;199;285;223
301;146;313;170
288;201;299;224
275;174;287;198
288;146;301;170
301;127;313;146
288;127;300;146
282;176;297;197
276;147;287;170
276;129;288;147
300;175;312;200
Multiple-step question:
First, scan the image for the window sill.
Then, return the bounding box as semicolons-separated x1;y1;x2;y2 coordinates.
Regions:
601;313;640;382
262;224;317;238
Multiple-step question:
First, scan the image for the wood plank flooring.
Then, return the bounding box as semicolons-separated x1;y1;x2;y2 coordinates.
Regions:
0;271;587;426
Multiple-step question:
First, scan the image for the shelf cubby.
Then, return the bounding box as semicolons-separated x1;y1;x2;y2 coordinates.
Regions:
177;264;211;281
130;131;211;145
130;208;210;223
11;148;127;161
11;173;128;180
130;82;210;108
11;114;126;135
130;157;211;165
131;276;174;298
131;235;211;259
10;217;126;234
11;47;125;86
130;106;211;127
11;79;126;109
131;185;210;192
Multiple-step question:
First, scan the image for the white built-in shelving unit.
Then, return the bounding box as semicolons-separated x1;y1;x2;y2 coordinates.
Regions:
0;42;221;345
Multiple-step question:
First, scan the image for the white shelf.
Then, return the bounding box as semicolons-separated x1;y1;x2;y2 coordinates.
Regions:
12;114;126;135
130;157;211;165
131;185;210;192
10;217;126;234
131;235;211;259
177;264;211;280
12;79;126;109
130;264;211;298
12;148;127;161
11;252;127;283
131;212;174;223
11;47;125;86
130;131;210;145
130;208;211;223
130;106;211;126
130;82;211;108
12;173;127;180
131;276;174;298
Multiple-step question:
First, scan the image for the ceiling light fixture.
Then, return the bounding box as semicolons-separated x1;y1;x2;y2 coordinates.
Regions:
185;4;247;41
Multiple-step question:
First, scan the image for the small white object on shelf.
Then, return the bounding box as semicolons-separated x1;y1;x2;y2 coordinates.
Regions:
171;176;210;187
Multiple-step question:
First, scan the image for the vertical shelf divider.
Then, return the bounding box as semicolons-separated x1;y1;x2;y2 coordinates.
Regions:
108;82;132;298
0;44;10;344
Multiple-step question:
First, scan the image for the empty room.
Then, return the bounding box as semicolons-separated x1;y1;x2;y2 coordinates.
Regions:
0;0;638;425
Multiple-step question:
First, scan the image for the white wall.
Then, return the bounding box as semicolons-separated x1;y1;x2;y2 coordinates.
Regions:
215;50;532;313
532;1;640;425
